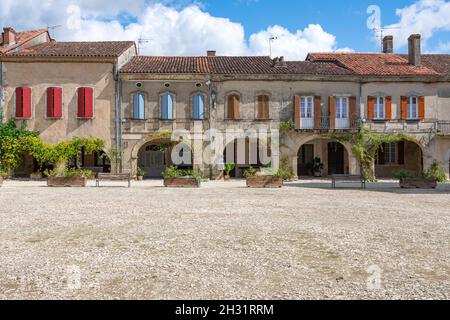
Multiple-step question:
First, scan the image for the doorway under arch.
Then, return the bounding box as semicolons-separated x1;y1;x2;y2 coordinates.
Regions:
375;140;423;178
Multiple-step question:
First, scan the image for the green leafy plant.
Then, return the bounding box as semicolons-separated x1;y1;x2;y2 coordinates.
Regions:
162;165;202;179
275;157;295;181
280;120;295;132
423;161;447;183
312;157;324;174
44;168;95;179
224;163;236;176
136;166;146;177
0;168;9;179
243;167;257;178
393;169;415;180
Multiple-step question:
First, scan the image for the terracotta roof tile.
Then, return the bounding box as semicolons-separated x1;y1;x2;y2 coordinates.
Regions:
0;29;48;54
5;41;136;58
307;53;438;76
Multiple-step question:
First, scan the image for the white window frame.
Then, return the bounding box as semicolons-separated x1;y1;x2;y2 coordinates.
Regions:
335;97;349;119
407;96;418;120
300;96;313;119
384;142;398;165
374;96;385;120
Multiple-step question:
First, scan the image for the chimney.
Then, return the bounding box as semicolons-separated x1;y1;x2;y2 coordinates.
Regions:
272;56;287;68
2;27;16;46
207;50;216;57
383;35;393;54
408;34;421;67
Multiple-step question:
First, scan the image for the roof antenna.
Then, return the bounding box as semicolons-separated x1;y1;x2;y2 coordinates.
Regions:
138;37;153;55
373;27;400;52
47;24;62;39
269;36;278;58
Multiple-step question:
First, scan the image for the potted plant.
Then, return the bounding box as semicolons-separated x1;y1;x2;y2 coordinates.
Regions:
245;167;284;188
136;167;145;181
26;136;104;187
223;163;235;181
394;162;444;189
163;165;201;188
312;157;324;177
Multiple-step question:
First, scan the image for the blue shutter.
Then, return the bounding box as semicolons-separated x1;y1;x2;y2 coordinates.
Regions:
198;95;205;120
167;94;174;120
193;95;199;119
133;94;139;119
161;94;167;119
138;94;145;119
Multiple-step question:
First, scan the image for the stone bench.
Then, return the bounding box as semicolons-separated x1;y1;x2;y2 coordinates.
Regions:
331;174;366;189
96;173;131;188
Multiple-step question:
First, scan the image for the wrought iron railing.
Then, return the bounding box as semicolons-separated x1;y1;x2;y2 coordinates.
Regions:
296;116;360;131
437;121;450;135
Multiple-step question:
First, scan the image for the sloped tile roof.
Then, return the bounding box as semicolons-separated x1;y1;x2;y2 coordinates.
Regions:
420;55;450;75
0;29;48;54
5;41;136;58
120;56;353;75
306;53;438;76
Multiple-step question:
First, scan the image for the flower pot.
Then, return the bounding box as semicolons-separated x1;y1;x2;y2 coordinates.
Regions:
223;175;231;181
164;177;201;188
246;176;283;188
400;178;437;189
47;176;88;187
137;176;144;181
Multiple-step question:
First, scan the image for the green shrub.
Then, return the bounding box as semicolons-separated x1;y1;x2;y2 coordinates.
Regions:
423;161;447;183
44;168;95;179
0;168;9;179
224;163;236;176
243;167;257;178
273;168;295;181
393;169;415;180
162;165;203;179
280;120;295;132
136;166;145;177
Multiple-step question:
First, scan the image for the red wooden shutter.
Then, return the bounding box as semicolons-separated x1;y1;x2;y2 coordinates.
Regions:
385;96;392;120
329;96;335;129
349;96;357;128
418;96;425;120
77;88;85;117
367;96;374;120
47;88;54;118
15;87;23;118
53;87;63;118
400;96;408;120
314;96;322;129
84;87;94;118
22;87;32;118
294;95;301;129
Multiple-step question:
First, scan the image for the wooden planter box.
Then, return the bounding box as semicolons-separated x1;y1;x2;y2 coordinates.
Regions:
164;177;201;188
400;178;437;189
47;176;88;187
247;176;284;188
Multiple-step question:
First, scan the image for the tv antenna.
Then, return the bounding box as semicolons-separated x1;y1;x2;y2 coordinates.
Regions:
47;24;62;39
269;36;279;58
138;38;153;54
373;27;401;52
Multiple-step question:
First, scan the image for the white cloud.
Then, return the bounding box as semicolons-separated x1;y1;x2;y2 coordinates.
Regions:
382;0;450;50
0;1;349;60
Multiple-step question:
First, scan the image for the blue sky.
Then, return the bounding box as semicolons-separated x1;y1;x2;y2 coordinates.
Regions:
1;0;450;59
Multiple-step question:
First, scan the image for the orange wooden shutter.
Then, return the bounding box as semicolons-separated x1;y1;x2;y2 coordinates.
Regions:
227;95;235;119
400;96;408;120
385;96;392;120
367;96;374;120
418;96;425;120
264;95;270;119
329;96;335;129
314;96;322;129
349;96;357;128
234;95;240;119
294;95;301;129
257;95;263;119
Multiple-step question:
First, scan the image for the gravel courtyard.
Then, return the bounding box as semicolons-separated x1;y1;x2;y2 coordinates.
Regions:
0;179;449;300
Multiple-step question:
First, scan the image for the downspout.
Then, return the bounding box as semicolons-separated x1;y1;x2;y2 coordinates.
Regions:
113;62;122;172
0;61;4;122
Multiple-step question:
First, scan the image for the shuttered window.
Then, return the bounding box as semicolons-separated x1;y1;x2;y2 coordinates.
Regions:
374;97;385;119
257;95;270;119
192;94;205;120
15;87;32;118
407;96;418;120
77;87;94;118
335;97;349;119
161;93;174;120
46;87;63;118
133;93;145;120
227;94;240;119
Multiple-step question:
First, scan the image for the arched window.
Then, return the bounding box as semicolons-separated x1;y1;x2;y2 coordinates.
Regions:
227;94;240;119
161;93;174;120
192;94;205;120
132;93;145;120
257;94;270;119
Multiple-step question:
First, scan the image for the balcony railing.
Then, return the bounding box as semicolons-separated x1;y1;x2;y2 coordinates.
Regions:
437;121;450;135
297;116;360;131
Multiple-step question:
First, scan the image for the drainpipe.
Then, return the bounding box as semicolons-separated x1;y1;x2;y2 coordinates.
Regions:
358;81;363;128
0;61;4;123
113;63;122;172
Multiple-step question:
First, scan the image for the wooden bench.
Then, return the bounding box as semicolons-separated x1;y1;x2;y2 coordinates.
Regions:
96;173;131;188
331;174;366;189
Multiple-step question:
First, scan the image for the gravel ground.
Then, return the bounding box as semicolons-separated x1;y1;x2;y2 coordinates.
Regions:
0;179;449;300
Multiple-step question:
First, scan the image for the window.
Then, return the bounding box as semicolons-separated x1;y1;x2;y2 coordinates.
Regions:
335;97;349;119
15;87;32;118
300;96;313;118
161;93;174;120
407;96;418;120
77;87;94;118
257;94;270;119
133;93;145;120
374;97;385;119
192;94;205;120
227;94;240;119
384;142;397;165
46;87;63;118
